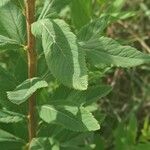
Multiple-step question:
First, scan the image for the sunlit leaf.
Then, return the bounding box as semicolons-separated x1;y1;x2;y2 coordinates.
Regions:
32;19;88;90
7;77;48;105
39;105;100;132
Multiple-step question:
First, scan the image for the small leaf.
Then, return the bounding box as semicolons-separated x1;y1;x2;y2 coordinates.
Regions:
49;85;112;106
85;85;112;105
70;0;92;29
0;66;16;91
39;0;71;19
30;137;52;150
39;105;100;132
32;19;88;90
0;35;21;50
80;37;150;67
126;114;138;144
0;129;25;150
0;109;25;123
0;1;25;45
7;77;48;105
77;16;110;41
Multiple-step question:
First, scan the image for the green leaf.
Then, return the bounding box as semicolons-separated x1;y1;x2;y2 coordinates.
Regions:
0;109;25;123
114;123;129;150
12;0;24;9
30;138;52;150
94;134;105;150
0;129;25;150
0;66;16;91
111;0;124;12
7;77;48;105
101;11;136;20
85;85;112;105
135;143;150;150
71;0;92;29
61;145;94;150
49;85;112;107
0;35;21;50
32;19;88;90
77;16;110;41
61;132;93;148
0;0;9;7
39;0;71;19
126;114;138;144
0;1;25;45
39;105;100;132
80;37;150;67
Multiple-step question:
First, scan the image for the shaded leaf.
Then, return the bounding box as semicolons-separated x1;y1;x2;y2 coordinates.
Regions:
135;143;150;150
70;0;92;29
0;66;16;91
49;85;112;106
78;16;110;41
0;129;25;150
30;137;52;150
85;85;112;105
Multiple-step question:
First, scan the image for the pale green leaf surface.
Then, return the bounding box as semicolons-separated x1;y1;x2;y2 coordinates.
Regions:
0;0;9;7
7;77;48;105
80;37;150;67
32;19;88;90
30;137;52;150
39;105;100;132
0;109;25;123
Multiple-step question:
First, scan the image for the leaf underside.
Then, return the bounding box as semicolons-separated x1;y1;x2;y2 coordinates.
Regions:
7;77;48;105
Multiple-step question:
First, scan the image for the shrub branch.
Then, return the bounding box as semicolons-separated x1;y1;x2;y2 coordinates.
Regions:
25;0;37;144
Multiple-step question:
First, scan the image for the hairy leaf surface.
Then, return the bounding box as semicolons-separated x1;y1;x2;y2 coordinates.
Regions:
0;109;25;123
39;105;100;132
80;37;150;67
32;19;88;90
7;77;48;105
77;16;110;41
0;1;25;45
39;0;71;19
49;85;112;106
